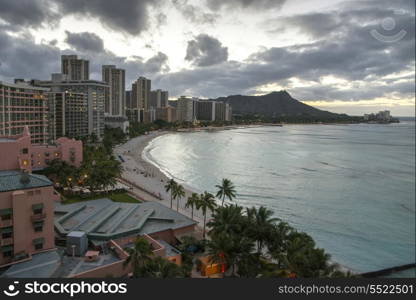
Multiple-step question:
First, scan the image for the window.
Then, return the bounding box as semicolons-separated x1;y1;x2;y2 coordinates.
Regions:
21;148;28;154
2;250;12;258
2;232;12;239
32;238;44;251
33;221;44;232
0;208;12;220
32;203;43;215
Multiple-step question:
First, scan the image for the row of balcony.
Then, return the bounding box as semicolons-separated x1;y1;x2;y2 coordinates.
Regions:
0;238;13;246
0;213;46;227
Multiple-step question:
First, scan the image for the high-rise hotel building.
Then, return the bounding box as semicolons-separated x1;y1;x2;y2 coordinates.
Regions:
0;80;49;144
34;73;108;139
61;55;89;80
102;65;125;116
47;91;88;141
127;77;151;122
149;89;169;108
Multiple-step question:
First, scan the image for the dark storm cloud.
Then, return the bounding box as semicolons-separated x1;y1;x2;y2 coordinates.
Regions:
0;31;61;81
206;0;286;11
0;30;169;86
0;0;59;29
173;0;218;24
154;0;414;101
55;0;159;35
185;34;228;67
64;31;105;53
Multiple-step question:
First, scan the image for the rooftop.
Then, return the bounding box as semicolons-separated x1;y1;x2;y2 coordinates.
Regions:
54;198;197;245
1;249;121;278
0;170;53;192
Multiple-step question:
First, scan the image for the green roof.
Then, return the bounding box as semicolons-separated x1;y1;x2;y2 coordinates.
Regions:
0;170;52;192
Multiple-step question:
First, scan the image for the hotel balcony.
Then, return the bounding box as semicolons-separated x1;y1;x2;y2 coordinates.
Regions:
0;219;13;228
31;213;46;222
0;238;13;246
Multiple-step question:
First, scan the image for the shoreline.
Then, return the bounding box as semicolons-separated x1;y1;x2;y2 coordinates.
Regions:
114;130;212;232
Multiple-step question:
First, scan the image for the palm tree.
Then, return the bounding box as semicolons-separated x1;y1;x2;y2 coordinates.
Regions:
164;179;177;209
216;178;237;206
207;204;246;238
185;193;199;220
123;237;154;277
246;206;279;253
196;191;217;239
172;184;185;212
145;256;184;278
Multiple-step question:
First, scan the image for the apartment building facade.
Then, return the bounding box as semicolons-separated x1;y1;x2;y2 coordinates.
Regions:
176;96;198;122
33;74;108;139
48;91;88;141
149;89;168;109
61;55;89;80
102;65;126;116
0;81;49;145
0;170;58;267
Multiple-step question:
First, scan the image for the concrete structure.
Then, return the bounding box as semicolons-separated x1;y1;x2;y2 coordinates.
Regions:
364;110;392;122
127;77;151;123
149;89;168;108
197;100;216;121
61;55;89;80
196;100;232;122
125;90;131;109
0;81;50;144
0;126;82;173
177;96;198;122
102;65;125;116
104;115;129;133
131;77;151;110
33;74;108;139
0;170;59;267
47;91;88;141
215;101;232;121
66;231;88;256
156;107;177;123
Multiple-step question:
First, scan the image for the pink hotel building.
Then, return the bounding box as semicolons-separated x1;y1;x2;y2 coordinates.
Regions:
0;126;82;266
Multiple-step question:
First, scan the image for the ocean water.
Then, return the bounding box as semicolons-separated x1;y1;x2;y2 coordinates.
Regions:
143;122;415;274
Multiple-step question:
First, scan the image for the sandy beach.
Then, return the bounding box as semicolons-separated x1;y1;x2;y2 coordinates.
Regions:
114;130;211;229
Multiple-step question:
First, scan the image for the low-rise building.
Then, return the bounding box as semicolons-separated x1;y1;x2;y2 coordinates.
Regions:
0;126;82;173
0;170;59;267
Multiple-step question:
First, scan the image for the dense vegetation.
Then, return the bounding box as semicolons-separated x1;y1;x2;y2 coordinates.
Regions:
42;129;123;194
127;178;352;278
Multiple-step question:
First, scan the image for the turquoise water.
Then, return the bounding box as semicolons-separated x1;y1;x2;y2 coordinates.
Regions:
143;122;415;274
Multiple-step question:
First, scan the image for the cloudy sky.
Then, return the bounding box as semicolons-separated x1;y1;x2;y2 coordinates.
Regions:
0;0;414;115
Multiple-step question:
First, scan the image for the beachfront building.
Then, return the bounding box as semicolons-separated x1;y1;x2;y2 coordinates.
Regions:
0;170;59;267
196;100;216;121
149;89;169;109
47;91;88;141
32;74;108;139
0;126;82;173
61;55;89;81
156;106;177;123
131;77;151;110
102;65;126;116
215;101;232;122
177;96;198;122
126;77;151;123
196;100;232;122
0;80;50;144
